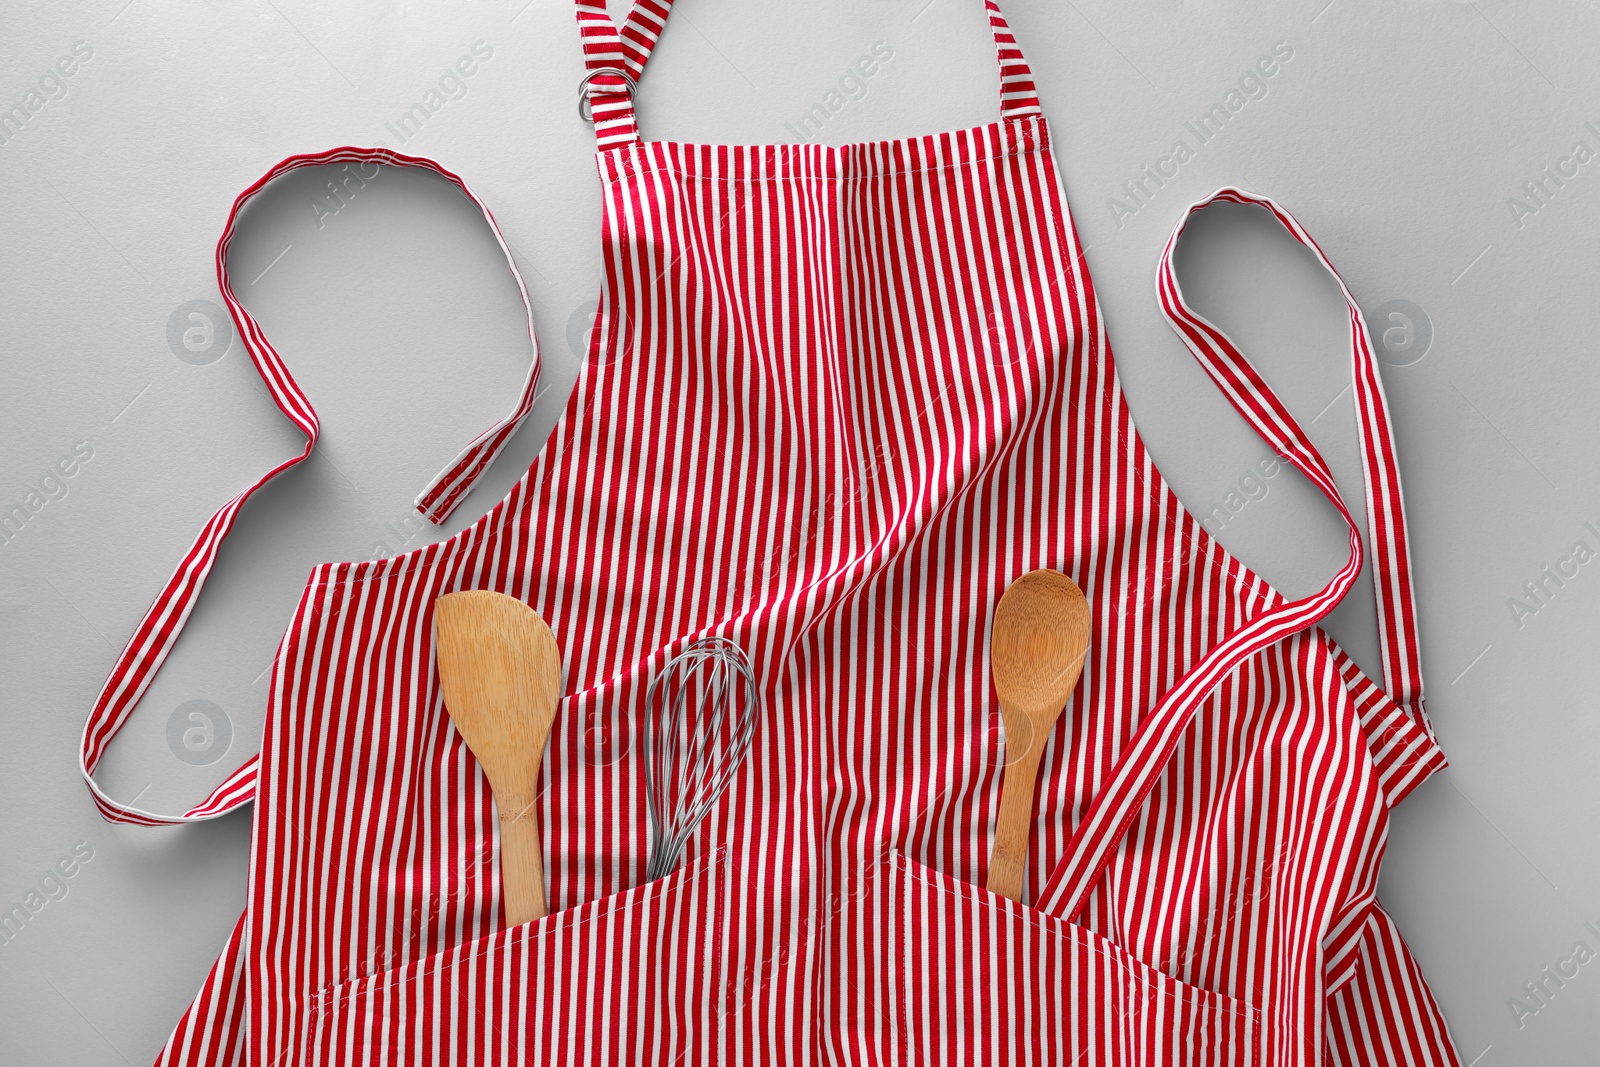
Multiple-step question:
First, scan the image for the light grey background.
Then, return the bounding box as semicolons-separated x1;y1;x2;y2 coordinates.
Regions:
1;0;1594;1062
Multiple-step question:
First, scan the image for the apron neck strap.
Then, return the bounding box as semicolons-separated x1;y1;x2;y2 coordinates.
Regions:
80;145;544;826
575;0;672;149
575;0;1042;150
985;0;1042;121
1035;187;1426;922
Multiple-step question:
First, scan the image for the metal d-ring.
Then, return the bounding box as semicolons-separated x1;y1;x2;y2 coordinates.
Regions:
578;67;638;123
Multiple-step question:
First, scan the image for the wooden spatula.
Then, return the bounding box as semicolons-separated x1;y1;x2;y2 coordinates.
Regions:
987;569;1091;903
433;590;562;925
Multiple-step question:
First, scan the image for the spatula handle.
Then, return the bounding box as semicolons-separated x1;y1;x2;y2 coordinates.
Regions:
988;740;1045;903
497;799;547;925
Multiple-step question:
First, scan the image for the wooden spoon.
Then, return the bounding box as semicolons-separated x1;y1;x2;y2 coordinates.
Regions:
987;569;1091;903
433;590;562;925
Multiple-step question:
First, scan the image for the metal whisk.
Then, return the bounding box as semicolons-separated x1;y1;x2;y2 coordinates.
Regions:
642;636;762;880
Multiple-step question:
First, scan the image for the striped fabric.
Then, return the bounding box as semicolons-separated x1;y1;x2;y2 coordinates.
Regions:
87;2;1464;1064
305;850;733;1062
1326;904;1463;1065
863;852;1263;1063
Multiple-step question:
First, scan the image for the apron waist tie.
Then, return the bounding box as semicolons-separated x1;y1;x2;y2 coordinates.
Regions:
1038;187;1427;922
79;146;544;826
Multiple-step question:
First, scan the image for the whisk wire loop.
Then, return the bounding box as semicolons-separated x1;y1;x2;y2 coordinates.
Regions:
642;636;761;880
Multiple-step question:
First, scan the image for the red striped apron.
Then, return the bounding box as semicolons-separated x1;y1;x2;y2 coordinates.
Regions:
83;3;1464;1064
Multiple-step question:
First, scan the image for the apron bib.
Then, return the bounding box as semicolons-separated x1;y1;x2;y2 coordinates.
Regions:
83;3;1462;1064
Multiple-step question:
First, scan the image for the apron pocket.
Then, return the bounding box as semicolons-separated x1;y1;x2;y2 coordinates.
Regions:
837;852;1262;1066
303;847;730;1065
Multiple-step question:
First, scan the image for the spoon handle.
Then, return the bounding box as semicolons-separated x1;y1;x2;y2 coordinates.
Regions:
988;735;1046;902
497;797;547;925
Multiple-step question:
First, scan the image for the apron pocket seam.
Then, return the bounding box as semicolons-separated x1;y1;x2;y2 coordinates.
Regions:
310;845;730;1017
892;853;1260;1027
